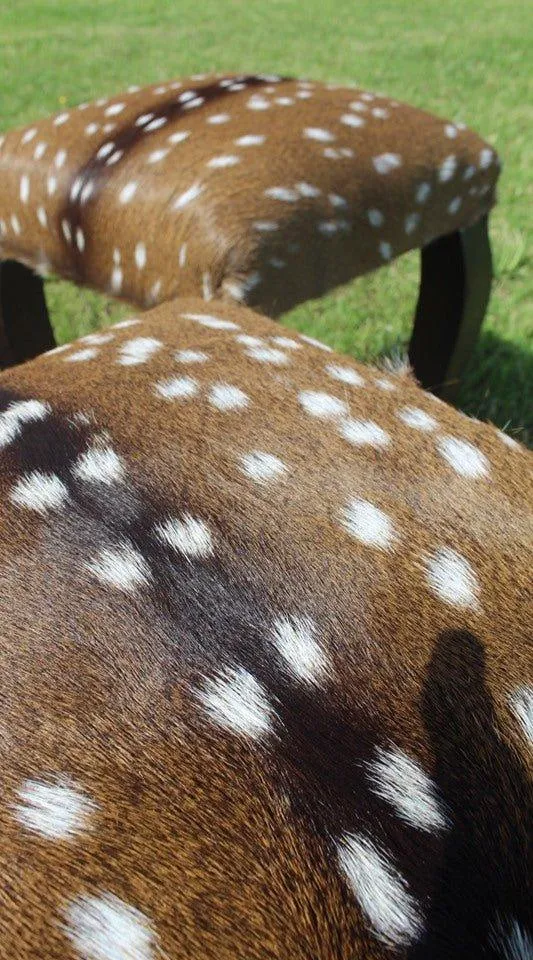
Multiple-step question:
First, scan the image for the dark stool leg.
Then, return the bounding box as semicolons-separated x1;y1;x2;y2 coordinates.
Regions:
409;214;493;401
0;260;56;369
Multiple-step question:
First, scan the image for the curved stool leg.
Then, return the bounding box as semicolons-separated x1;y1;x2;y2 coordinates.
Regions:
0;260;56;369
409;214;493;401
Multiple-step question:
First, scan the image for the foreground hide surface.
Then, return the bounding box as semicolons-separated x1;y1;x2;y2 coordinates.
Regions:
0;73;499;315
0;297;531;959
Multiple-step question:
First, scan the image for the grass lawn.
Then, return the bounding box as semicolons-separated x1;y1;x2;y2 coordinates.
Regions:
1;0;531;443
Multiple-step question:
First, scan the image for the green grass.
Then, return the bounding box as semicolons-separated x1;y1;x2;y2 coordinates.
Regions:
1;0;532;442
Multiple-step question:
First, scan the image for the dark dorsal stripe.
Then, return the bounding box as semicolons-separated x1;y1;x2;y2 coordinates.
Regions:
60;74;291;282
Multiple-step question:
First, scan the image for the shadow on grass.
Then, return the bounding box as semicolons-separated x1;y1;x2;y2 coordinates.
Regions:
457;329;532;448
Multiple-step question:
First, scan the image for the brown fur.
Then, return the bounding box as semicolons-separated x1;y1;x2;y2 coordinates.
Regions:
0;296;531;958
0;74;499;318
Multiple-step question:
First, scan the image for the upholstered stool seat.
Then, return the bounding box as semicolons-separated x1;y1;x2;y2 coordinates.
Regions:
0;73;500;392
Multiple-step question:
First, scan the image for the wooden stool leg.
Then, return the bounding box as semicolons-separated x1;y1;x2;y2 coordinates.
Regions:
408;215;493;402
0;260;56;369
